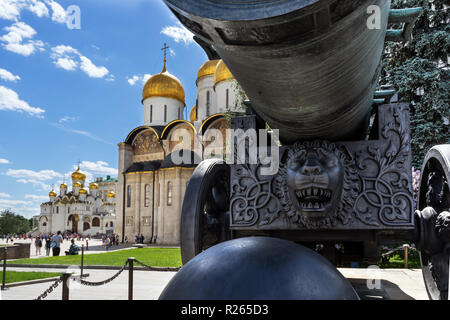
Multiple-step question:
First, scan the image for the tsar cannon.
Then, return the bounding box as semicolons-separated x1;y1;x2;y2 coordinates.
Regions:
159;0;449;300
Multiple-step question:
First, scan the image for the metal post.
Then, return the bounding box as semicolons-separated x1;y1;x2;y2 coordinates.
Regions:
1;248;7;290
81;244;84;278
403;244;409;269
128;257;134;300
61;273;71;300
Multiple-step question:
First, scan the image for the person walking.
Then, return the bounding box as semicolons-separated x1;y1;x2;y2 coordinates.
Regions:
45;236;51;256
35;236;43;256
51;231;63;256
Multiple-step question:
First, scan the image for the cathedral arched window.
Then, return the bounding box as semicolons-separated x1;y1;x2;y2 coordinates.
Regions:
226;89;229;108
144;184;150;207
167;181;173;206
56;207;59;214
164;105;167;122
92;217;100;227
127;185;132;208
206;91;211;116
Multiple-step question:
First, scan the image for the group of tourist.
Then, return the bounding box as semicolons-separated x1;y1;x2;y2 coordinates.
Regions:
1;233;33;243
32;232;88;257
102;234;120;250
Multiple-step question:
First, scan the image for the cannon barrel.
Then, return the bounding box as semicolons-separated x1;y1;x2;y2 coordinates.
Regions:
163;0;391;143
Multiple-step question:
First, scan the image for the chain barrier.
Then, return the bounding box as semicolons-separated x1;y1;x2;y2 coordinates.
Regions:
78;260;129;287
34;278;62;300
133;259;155;270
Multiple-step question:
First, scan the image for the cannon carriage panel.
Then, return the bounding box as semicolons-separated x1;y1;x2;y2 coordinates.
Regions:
229;103;415;232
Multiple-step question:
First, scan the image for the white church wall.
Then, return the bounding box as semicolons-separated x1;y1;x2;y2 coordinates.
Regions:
143;96;185;126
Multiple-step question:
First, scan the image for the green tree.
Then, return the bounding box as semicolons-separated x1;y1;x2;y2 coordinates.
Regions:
380;0;449;168
0;209;32;235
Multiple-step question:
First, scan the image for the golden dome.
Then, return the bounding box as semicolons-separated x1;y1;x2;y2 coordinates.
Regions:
89;182;99;189
72;166;86;181
197;59;220;83
60;183;68;189
190;105;197;122
79;188;88;195
214;60;234;85
107;190;116;198
73;182;82;188
142;61;185;104
49;190;57;197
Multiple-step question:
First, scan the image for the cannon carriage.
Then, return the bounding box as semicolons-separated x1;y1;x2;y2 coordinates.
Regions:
161;0;449;300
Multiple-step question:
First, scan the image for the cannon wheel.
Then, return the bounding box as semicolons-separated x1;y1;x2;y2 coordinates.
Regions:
417;145;450;300
180;159;231;265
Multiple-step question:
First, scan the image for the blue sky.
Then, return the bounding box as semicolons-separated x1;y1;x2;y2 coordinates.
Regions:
0;0;207;218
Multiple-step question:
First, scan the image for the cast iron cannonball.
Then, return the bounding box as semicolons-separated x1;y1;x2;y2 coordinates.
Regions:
159;236;359;300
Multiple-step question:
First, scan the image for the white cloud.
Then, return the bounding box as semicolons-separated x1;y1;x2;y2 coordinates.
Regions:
58;115;78;123
27;0;50;18
54;57;77;70
45;0;66;24
0;0;49;21
161;22;194;45
4;168;62;191
0;158;11;164
0;85;45;117
79;56;109;78
0;192;11;198
0;21;44;56
0;198;41;218
0;67;21;82
78;160;117;176
127;73;151;86
25;194;49;201
50;45;110;79
51;122;113;145
5;168;63;181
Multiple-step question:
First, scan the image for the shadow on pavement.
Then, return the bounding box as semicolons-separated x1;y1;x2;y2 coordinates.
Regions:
348;278;415;300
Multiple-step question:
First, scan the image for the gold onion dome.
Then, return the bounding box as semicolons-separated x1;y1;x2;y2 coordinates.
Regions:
107;190;116;198
214;60;234;85
60;182;68;189
49;190;57;197
142;60;185;105
73;182;82;188
72;166;86;181
79;188;88;194
89;182;99;189
197;59;220;83
190;105;197;122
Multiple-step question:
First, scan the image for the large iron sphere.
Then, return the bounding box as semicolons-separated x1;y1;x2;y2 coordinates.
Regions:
159;237;359;300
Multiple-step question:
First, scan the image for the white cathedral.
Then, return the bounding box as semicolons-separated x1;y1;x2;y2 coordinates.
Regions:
35;166;117;236
116;57;242;245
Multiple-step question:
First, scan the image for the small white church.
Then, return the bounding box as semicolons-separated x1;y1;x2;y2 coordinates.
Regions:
35;166;117;236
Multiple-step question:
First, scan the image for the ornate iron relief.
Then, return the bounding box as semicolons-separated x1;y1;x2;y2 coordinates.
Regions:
230;104;415;230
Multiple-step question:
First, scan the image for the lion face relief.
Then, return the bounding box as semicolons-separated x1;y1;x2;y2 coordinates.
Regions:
286;146;344;221
276;140;357;228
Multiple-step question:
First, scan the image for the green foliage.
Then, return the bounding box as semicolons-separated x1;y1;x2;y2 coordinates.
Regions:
380;0;450;168
0;209;32;235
